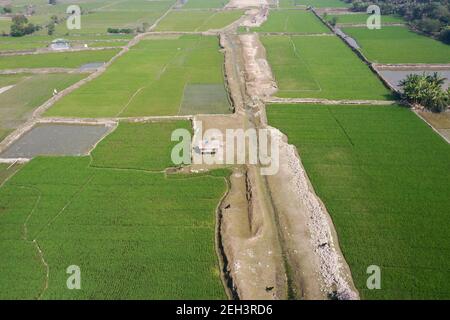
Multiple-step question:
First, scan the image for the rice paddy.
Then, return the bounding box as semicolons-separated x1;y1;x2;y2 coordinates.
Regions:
46;35;230;118
279;0;350;8
0;73;85;141
0;49;119;70
342;26;450;64
261;35;394;100
324;13;405;25
0;121;229;299
267;104;450;299
155;10;243;32
251;10;330;34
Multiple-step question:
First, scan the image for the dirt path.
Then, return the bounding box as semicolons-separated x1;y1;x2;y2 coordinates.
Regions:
0;84;14;94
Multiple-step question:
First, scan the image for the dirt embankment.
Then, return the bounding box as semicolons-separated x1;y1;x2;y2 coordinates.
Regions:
239;33;278;99
265;127;359;299
226;0;272;9
219;166;288;299
240;7;269;28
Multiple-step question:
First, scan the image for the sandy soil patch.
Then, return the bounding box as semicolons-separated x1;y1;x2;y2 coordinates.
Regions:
239;33;278;99
0;85;14;95
219;166;287;299
417;110;450;144
240;7;269;28
226;0;271;9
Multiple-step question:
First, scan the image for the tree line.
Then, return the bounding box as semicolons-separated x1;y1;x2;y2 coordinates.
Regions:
342;0;450;44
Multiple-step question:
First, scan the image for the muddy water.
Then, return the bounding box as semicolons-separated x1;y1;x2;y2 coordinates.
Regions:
379;70;450;91
0;123;112;159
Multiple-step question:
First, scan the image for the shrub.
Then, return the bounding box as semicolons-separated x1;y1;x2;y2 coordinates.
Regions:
400;73;450;112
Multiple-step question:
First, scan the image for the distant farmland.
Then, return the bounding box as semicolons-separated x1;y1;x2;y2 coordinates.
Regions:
0;121;228;299
0;49;120;69
261;35;393;100
279;0;350;8
267;104;450;299
154;10;243;32
343;26;450;64
47;35;231;117
251;10;330;33
324;14;404;25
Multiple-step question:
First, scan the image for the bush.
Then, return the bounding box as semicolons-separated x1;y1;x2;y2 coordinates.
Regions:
10;15;38;37
439;28;450;44
107;28;134;34
400;73;450;113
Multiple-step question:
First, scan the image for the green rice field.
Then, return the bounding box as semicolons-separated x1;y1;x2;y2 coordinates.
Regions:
343;26;450;64
251;10;330;34
324;14;404;25
182;0;229;9
0;49;119;70
46;35;231;117
261;35;393;100
0;17;10;34
0;35;133;52
279;0;350;8
0;121;228;299
5;0;174;36
267;104;450;299
0;73;85;141
155;10;243;32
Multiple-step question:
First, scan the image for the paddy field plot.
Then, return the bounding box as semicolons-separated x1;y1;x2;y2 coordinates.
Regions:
0;49;119;70
182;0;229;9
6;0;174;36
154;10;243;32
0;124;112;159
0;34;132;52
0;121;228;299
0;73;85;142
342;26;450;64
47;35;231;118
267;104;450;299
324;13;404;25
251;10;330;33
261;35;393;100
0;17;10;34
279;0;350;8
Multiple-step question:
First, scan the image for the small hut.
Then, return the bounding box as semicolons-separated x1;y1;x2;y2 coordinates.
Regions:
50;38;70;51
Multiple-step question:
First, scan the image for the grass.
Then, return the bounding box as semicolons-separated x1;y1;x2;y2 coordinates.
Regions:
261;35;393;100
0;49;120;69
47;35;229;118
155;10;243;32
251;10;330;33
0;121;229;299
279;0;350;8
343;26;450;64
0;73;85;141
267;104;450;299
324;13;404;25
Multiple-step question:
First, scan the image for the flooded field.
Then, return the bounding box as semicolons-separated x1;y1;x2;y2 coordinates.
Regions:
0;123;113;159
378;70;450;91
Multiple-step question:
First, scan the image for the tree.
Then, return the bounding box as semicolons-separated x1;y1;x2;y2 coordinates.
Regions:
400;73;450;113
9;15;37;37
330;16;339;27
47;21;55;35
439;28;450;44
